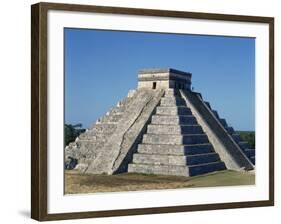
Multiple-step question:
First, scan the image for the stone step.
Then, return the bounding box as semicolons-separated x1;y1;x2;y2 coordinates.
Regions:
109;107;125;114
151;115;197;125
165;89;180;97
128;163;188;176
239;141;249;150
132;153;220;166
226;126;235;134
212;110;220;119
231;134;241;142
142;134;209;145
219;118;228;127
147;124;203;135
161;95;182;100
188;161;226;176
137;143;214;155
204;101;212;109
76;138;107;145
164;89;181;97
99;113;123;123
68;140;107;155
128;161;226;177
250;156;255;165
244;148;255;157
160;97;186;106
118;97;132;107
156;106;192;115
78;131;111;140
89;123;117;133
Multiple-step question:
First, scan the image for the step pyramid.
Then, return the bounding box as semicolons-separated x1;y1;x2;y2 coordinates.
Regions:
128;89;226;176
65;68;254;177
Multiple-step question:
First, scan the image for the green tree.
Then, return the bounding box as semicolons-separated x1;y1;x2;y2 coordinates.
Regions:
237;131;255;149
64;124;86;146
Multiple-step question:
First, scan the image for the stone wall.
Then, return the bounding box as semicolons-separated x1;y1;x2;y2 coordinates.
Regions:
137;68;191;90
138;80;170;89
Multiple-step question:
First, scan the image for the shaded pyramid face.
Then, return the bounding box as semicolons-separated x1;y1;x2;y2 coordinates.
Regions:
209;108;255;165
128;89;227;176
65;68;255;177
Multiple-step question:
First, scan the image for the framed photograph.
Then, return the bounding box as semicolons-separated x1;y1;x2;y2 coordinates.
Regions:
31;2;274;221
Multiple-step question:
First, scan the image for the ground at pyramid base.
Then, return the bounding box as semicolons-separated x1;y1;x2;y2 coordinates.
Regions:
65;68;255;177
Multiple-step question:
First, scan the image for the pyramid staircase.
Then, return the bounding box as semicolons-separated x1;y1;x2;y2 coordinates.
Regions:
128;89;226;176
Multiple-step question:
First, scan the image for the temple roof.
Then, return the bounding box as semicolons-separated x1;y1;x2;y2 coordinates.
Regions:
138;68;192;77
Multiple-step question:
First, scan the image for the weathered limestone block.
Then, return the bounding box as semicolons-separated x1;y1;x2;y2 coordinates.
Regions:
133;154;188;166
132;153;220;166
128;161;226;177
137;143;214;155
156;106;192;116
164;89;181;96
142;134;209;145
88;123;117;134
160;97;186;106
146;124;203;135
99;113;123;123
128;163;189;176
151;115;197;125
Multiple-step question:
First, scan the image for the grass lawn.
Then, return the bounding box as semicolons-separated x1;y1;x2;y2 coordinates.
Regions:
65;169;255;194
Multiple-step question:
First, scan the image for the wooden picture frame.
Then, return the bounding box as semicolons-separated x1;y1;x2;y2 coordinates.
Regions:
31;2;274;221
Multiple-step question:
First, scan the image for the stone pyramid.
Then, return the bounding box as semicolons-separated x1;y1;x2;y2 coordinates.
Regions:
65;68;255;177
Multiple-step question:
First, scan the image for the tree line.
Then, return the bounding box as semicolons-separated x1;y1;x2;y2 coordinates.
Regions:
64;124;86;146
236;131;255;149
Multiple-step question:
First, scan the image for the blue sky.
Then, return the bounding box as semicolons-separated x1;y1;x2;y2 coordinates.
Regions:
65;28;255;131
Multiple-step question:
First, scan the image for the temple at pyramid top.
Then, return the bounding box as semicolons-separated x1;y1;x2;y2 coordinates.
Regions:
138;68;192;90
